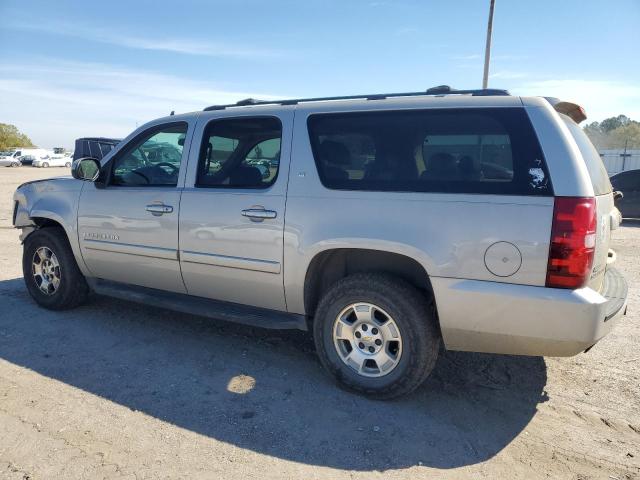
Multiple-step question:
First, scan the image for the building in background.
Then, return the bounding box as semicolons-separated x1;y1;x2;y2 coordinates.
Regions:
600;149;640;175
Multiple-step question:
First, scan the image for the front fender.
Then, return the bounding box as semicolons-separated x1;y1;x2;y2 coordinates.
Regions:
13;179;90;276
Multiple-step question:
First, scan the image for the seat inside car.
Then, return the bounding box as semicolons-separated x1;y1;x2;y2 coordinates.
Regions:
422;152;459;181
229;165;263;187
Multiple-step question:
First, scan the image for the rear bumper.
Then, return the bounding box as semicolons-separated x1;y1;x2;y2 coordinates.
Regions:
432;267;628;357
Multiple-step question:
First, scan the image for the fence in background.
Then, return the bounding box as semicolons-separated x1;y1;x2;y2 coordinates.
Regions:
600;149;640;175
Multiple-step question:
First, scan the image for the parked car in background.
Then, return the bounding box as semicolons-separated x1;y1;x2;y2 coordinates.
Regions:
611;169;640;219
1;148;50;166
12;87;628;399
20;155;39;166
0;158;21;167
0;151;22;167
32;153;73;168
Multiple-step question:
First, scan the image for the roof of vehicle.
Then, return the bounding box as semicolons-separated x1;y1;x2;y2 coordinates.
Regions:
147;86;587;127
203;85;511;111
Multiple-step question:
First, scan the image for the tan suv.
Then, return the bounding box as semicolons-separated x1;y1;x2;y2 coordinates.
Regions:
13;86;628;398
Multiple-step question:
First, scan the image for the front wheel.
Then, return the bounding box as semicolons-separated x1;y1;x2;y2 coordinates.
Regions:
65;162;71;168
42;162;49;168
22;227;89;310
11;161;20;167
313;273;440;399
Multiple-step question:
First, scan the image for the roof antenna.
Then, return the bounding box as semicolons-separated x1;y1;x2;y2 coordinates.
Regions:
170;110;175;116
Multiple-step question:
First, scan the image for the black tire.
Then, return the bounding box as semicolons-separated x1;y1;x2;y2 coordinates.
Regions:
42;162;49;168
22;227;89;310
65;162;71;168
313;273;440;399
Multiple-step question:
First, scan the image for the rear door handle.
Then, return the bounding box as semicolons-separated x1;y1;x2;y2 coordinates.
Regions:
146;204;174;216
241;208;277;220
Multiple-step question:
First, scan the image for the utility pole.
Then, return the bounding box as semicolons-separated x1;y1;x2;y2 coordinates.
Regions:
482;0;496;89
621;138;630;172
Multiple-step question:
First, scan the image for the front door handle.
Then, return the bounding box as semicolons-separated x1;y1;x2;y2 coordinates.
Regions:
146;204;174;216
241;208;277;220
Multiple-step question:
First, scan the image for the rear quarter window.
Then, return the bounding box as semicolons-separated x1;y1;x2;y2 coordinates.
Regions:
307;107;552;195
561;116;612;196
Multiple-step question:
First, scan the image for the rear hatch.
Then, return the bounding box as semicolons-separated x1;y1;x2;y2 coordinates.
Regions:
561;115;615;292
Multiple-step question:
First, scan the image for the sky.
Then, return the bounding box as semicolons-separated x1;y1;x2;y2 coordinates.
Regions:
0;0;639;149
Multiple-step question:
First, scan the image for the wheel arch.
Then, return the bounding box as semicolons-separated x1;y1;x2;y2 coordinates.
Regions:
303;248;438;326
22;210;90;277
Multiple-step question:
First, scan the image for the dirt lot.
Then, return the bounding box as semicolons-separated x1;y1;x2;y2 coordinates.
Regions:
0;167;638;480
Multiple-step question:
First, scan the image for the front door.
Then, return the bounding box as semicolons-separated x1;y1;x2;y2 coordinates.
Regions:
179;112;293;311
78;121;191;293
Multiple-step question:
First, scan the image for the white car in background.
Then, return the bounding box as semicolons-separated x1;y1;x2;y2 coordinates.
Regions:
32;153;72;168
1;148;51;166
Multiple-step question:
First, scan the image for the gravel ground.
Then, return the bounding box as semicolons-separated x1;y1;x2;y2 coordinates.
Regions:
0;167;638;480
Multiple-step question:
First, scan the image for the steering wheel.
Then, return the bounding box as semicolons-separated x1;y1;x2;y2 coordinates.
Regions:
155;162;179;175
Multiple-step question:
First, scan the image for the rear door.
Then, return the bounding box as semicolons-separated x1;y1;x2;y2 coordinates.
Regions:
562;117;614;291
179;111;293;311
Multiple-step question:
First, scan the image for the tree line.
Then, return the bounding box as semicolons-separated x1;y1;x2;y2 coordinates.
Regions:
583;115;640;151
0;123;36;150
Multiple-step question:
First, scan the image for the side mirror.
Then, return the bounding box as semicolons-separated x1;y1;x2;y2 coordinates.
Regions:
72;157;101;181
613;190;624;201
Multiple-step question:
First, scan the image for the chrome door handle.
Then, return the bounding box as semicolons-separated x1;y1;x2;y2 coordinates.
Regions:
146;204;174;216
241;208;277;220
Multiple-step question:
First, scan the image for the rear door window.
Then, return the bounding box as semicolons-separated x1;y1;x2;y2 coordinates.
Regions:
561;116;612;196
197;117;282;189
308;108;551;195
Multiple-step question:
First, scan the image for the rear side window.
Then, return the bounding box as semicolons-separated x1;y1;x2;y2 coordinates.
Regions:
561;116;612;196
308;108;551;195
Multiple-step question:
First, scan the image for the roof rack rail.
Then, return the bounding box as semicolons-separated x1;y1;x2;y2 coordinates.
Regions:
203;85;510;111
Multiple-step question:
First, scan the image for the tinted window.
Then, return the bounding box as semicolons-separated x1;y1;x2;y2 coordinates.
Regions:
611;170;640;192
562;116;612;196
98;142;116;158
111;123;187;186
308;108;551;195
197;117;281;188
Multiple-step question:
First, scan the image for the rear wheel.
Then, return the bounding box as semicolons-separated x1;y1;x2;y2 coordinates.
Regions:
42;162;49;168
22;227;89;310
313;273;440;399
65;162;71;168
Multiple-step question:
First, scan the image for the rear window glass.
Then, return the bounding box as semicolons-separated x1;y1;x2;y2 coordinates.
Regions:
562;116;612;196
308;108;552;195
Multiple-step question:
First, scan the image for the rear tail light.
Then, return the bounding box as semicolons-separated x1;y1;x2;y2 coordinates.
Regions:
546;197;597;289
